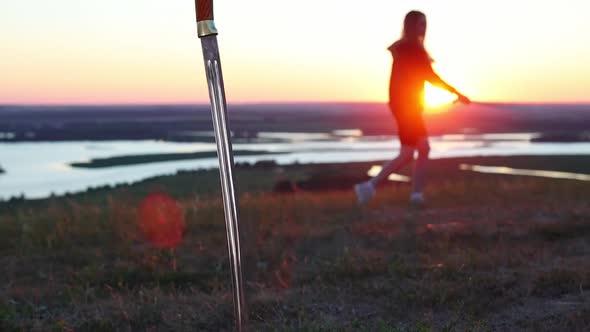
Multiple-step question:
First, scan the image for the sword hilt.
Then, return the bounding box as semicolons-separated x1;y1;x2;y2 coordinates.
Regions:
195;0;218;37
196;0;213;21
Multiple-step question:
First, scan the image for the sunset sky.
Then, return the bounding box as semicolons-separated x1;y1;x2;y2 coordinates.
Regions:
1;0;589;105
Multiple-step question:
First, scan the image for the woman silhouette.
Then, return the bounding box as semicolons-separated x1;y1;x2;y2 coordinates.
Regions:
355;10;470;206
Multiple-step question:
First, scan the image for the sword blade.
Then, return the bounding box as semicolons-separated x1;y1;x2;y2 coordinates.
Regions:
200;35;248;331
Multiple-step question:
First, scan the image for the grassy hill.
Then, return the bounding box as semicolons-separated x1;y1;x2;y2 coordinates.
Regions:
1;155;589;331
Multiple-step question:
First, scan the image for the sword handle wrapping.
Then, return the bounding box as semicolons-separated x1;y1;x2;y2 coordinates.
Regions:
196;0;214;22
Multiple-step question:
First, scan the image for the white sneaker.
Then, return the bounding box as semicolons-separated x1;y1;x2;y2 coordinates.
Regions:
354;181;375;205
409;192;425;206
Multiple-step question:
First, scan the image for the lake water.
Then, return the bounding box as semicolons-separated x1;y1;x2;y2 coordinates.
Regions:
1;131;589;199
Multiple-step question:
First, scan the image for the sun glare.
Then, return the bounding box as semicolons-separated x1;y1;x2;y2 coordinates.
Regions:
424;84;457;111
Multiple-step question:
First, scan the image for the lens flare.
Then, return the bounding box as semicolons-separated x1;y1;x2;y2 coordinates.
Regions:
138;192;185;249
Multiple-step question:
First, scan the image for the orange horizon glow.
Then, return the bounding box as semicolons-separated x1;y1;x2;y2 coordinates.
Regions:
1;0;589;105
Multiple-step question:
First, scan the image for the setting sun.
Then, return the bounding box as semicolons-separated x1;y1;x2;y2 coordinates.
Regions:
424;84;458;111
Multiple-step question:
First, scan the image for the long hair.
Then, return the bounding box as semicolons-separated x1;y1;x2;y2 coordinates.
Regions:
402;10;427;43
392;10;433;62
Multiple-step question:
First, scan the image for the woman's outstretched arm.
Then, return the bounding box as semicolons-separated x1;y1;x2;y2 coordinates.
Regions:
423;61;470;104
425;69;456;93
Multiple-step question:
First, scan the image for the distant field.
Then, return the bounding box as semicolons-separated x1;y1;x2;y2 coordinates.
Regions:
0;155;589;331
0;103;589;142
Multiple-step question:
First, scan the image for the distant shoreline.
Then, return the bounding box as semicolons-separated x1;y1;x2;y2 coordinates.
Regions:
69;150;284;169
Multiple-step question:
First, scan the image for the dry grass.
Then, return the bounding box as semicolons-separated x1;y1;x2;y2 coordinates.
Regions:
0;156;589;331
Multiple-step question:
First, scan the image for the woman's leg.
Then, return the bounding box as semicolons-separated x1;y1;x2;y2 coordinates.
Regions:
370;145;415;187
411;137;430;194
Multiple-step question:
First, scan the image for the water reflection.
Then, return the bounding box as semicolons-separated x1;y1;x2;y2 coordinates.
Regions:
367;165;410;182
1;133;590;199
0;132;16;140
460;164;590;181
332;129;363;137
256;132;333;142
438;133;541;141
